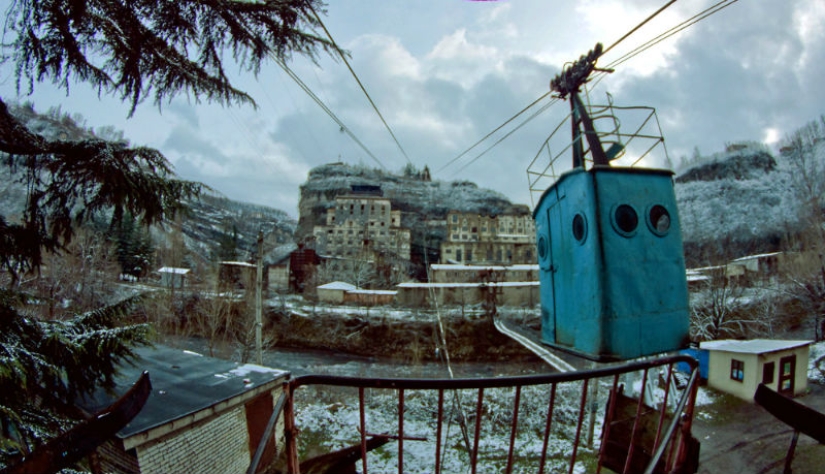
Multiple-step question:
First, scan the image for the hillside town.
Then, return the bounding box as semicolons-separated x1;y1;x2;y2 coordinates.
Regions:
2;1;825;473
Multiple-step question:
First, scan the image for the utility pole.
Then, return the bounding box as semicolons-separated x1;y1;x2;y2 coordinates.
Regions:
255;230;264;366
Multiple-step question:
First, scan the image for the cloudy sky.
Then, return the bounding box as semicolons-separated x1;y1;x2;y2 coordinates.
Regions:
2;0;823;216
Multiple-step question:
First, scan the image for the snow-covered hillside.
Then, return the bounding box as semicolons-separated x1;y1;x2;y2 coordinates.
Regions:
0;102;298;267
674;140;825;266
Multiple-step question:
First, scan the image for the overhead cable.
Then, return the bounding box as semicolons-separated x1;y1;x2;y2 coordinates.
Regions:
437;91;554;174
452;97;560;176
445;0;738;176
601;0;679;57
590;0;739;91
275;58;387;170
309;5;413;165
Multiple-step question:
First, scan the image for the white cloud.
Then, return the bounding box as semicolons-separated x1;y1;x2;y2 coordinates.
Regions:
350;35;422;80
2;0;823;216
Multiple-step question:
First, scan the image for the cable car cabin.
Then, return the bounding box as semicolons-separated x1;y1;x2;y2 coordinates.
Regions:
534;165;690;361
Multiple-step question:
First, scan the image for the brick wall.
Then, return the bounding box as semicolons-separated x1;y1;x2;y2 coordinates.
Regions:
136;405;250;474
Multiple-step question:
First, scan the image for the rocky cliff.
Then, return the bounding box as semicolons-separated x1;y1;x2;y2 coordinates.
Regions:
295;162;530;270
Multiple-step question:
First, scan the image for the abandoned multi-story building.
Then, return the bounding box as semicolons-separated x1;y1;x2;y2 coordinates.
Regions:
312;185;411;262
440;208;536;265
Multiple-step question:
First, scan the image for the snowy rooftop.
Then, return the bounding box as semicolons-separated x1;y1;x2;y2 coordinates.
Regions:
348;289;397;295
317;281;358;291
157;266;190;274
700;339;812;354
78;346;288;440
731;252;782;262
431;264;539;271
220;261;256;268
398;281;540;288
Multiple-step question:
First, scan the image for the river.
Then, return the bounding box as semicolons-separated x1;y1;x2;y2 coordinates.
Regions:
169;336;556;379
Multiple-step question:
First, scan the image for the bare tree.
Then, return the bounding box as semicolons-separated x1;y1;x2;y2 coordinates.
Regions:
780;116;825;340
690;270;772;341
29;227;121;318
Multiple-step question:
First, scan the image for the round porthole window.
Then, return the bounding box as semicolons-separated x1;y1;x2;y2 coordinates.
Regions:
572;214;587;243
647;204;671;236
612;204;638;237
538;235;548;260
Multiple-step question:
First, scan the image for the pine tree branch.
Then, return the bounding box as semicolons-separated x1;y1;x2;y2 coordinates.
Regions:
7;0;340;116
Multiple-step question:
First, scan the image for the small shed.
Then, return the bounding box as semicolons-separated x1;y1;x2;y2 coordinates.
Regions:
700;339;811;401
345;288;397;306
79;346;288;474
317;281;357;304
395;281;539;308
268;254;291;291
158;267;190;289
218;261;256;289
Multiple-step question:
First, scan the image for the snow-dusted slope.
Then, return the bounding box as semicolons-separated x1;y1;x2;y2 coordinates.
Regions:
674;141;823;266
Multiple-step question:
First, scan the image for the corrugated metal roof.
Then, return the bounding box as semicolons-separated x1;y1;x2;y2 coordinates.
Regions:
699;339;812;354
78;346;288;439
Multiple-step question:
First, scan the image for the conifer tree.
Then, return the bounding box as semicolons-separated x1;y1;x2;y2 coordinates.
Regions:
0;0;337;464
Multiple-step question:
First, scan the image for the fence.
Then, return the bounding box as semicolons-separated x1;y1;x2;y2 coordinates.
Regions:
249;354;699;474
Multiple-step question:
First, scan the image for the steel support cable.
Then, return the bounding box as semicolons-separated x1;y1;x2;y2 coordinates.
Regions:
451;97;560;176
589;0;739;91
439;0;678;176
438;0;734;178
422;255;474;462
263;71;326;161
601;0;678;57
604;0;738;71
437;90;554;174
309;5;413;165
275;58;387;170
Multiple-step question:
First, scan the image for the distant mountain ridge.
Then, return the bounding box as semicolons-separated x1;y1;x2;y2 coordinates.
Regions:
5;100;823;274
0;102;297;269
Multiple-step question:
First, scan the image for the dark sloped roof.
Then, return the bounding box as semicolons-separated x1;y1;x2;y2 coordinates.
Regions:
79;345;289;438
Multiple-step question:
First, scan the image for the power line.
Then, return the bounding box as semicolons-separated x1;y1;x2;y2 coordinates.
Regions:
441;0;738;177
437;91;554;174
274;58;387;170
601;0;678;57
590;0;739;91
309;5;413;165
452;97;560;176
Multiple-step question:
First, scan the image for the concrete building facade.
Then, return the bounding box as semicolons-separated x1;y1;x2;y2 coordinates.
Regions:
430;264;539;284
440;209;536;265
312;187;411;262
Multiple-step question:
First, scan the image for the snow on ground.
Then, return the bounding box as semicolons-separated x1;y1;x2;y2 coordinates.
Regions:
808;341;825;384
293;382;599;474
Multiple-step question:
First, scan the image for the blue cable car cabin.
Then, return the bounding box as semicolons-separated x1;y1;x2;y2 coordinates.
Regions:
534;165;690;361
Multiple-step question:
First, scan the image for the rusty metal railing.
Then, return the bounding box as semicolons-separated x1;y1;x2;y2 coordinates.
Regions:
249;354;699;474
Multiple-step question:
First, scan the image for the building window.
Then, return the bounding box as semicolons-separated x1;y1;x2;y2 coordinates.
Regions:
730;359;744;382
763;362;775;385
456;250;462;261
466;250;472;262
